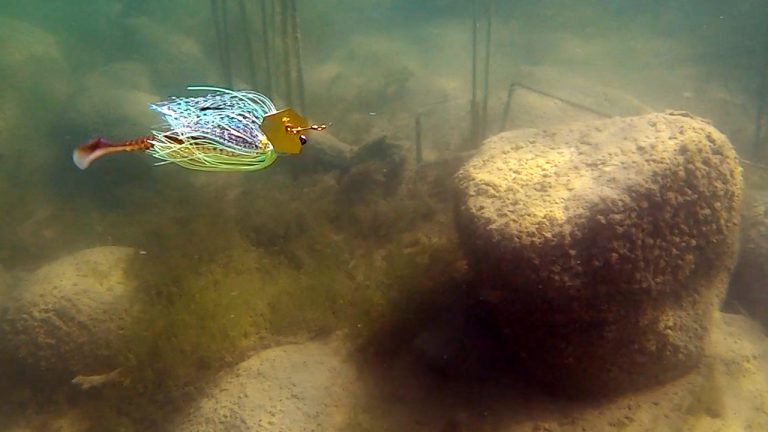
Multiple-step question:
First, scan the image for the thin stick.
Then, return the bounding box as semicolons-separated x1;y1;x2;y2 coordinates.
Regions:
499;82;516;132
287;0;306;114
415;113;423;164
238;0;258;89
280;0;294;106
469;0;479;149
480;0;493;143
211;0;222;60
220;0;233;88
754;21;768;159
211;0;228;86
271;0;282;99
260;0;273;95
740;157;768;171
511;81;611;118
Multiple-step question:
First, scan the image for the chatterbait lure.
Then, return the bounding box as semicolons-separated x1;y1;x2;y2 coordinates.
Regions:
73;86;327;172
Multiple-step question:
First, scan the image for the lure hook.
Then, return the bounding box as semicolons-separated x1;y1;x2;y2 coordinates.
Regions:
283;118;329;135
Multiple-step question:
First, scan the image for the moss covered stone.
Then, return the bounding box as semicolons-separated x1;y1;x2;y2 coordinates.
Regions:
172;339;357;431
1;246;138;378
455;111;743;396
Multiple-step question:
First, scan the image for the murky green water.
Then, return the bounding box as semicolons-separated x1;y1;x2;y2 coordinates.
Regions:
0;1;767;431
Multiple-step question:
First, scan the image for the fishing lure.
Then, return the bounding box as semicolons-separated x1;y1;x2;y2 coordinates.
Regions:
73;86;328;172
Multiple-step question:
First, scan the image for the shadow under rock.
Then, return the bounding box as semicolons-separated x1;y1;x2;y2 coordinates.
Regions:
351;275;554;431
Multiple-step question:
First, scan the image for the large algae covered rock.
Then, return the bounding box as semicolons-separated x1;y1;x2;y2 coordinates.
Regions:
1;246;139;379
455;111;743;395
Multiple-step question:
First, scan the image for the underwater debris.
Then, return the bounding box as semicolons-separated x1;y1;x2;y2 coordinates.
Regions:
71;367;128;390
288;131;354;174
331;136;410;241
337;136;407;203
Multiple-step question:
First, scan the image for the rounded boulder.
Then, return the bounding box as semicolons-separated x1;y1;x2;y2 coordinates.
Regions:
455;111;743;395
2;246;139;378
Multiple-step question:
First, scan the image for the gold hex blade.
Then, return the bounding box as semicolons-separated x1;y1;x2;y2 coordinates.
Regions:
261;108;309;154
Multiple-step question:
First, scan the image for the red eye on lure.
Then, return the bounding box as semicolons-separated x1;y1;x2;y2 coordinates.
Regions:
72;86;328;172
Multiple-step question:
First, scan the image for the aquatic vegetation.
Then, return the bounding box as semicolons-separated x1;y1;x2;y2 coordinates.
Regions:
75;148;461;418
331;137;444;242
343;136;407;197
111;179;348;393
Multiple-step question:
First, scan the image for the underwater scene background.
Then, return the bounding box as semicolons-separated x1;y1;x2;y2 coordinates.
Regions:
1;0;768;431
